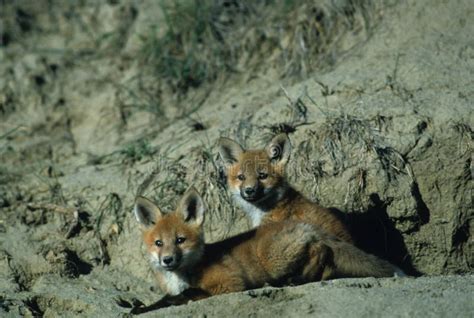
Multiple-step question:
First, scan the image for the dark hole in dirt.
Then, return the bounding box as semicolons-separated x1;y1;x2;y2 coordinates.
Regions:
33;75;46;87
115;298;133;308
191;121;206;131
64;249;93;277
312;7;325;23
183;76;204;90
1;32;11;46
342;193;421;276
49;63;59;74
78;211;91;224
23;297;44;316
266;123;297;134
56;98;66;107
452;221;470;245
115;297;144;309
0;196;10;208
129;6;138;19
417;121;428;133
411;182;430;225
16;8;33;33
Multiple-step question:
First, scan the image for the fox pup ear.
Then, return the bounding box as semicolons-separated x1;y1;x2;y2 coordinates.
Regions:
178;187;205;227
218;137;244;165
134;196;163;228
266;133;291;165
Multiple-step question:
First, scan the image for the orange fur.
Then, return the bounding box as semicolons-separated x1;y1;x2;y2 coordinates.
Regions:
133;188;401;311
218;134;353;243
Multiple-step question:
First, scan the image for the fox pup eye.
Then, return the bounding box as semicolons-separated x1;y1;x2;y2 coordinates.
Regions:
155;240;163;247
258;172;268;180
237;174;245;181
176;237;186;244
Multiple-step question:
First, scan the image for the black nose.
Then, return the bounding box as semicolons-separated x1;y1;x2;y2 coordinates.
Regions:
244;187;256;196
163;256;174;265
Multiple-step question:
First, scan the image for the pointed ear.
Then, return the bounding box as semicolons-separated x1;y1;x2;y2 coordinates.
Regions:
134;196;163;228
218;137;244;165
178;187;205;227
266;133;291;166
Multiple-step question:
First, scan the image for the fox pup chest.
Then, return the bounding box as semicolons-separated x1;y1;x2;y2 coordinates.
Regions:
232;192;265;227
158;270;190;295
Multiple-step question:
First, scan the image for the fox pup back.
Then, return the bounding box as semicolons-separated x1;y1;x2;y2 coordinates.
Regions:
218;133;353;243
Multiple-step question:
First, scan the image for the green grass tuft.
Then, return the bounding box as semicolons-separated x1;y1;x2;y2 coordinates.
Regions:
120;139;155;162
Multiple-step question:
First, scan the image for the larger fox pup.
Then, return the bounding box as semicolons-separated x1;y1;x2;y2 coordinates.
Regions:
133;188;402;312
218;133;353;243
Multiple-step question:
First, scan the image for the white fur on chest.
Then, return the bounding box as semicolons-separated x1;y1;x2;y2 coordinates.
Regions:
232;192;265;227
161;271;190;295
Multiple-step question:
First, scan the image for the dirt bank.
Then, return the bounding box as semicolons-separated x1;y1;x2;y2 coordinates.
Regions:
0;0;472;316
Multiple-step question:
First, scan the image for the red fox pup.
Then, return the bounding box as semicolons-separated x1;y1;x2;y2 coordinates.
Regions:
133;188;403;310
218;133;353;243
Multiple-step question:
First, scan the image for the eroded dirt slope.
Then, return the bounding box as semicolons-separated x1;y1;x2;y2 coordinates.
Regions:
0;0;472;316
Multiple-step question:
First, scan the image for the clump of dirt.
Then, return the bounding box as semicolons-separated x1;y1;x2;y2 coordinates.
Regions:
0;0;472;316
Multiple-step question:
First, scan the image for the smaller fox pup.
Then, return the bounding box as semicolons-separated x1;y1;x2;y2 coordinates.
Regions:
218;134;353;243
133;188;402;311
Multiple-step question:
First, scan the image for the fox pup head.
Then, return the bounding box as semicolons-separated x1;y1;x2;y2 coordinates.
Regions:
134;187;205;272
218;133;291;203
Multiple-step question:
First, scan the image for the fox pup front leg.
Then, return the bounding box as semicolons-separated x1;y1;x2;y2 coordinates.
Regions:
159;288;210;307
130;288;211;314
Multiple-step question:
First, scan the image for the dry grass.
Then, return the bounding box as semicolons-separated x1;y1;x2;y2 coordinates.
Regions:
193;140;242;240
291;105;415;211
452;122;473;156
316;113;412;181
140;0;383;96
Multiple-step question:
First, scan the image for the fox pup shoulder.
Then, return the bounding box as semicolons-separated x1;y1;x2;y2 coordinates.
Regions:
133;188;403;310
218;133;353;243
